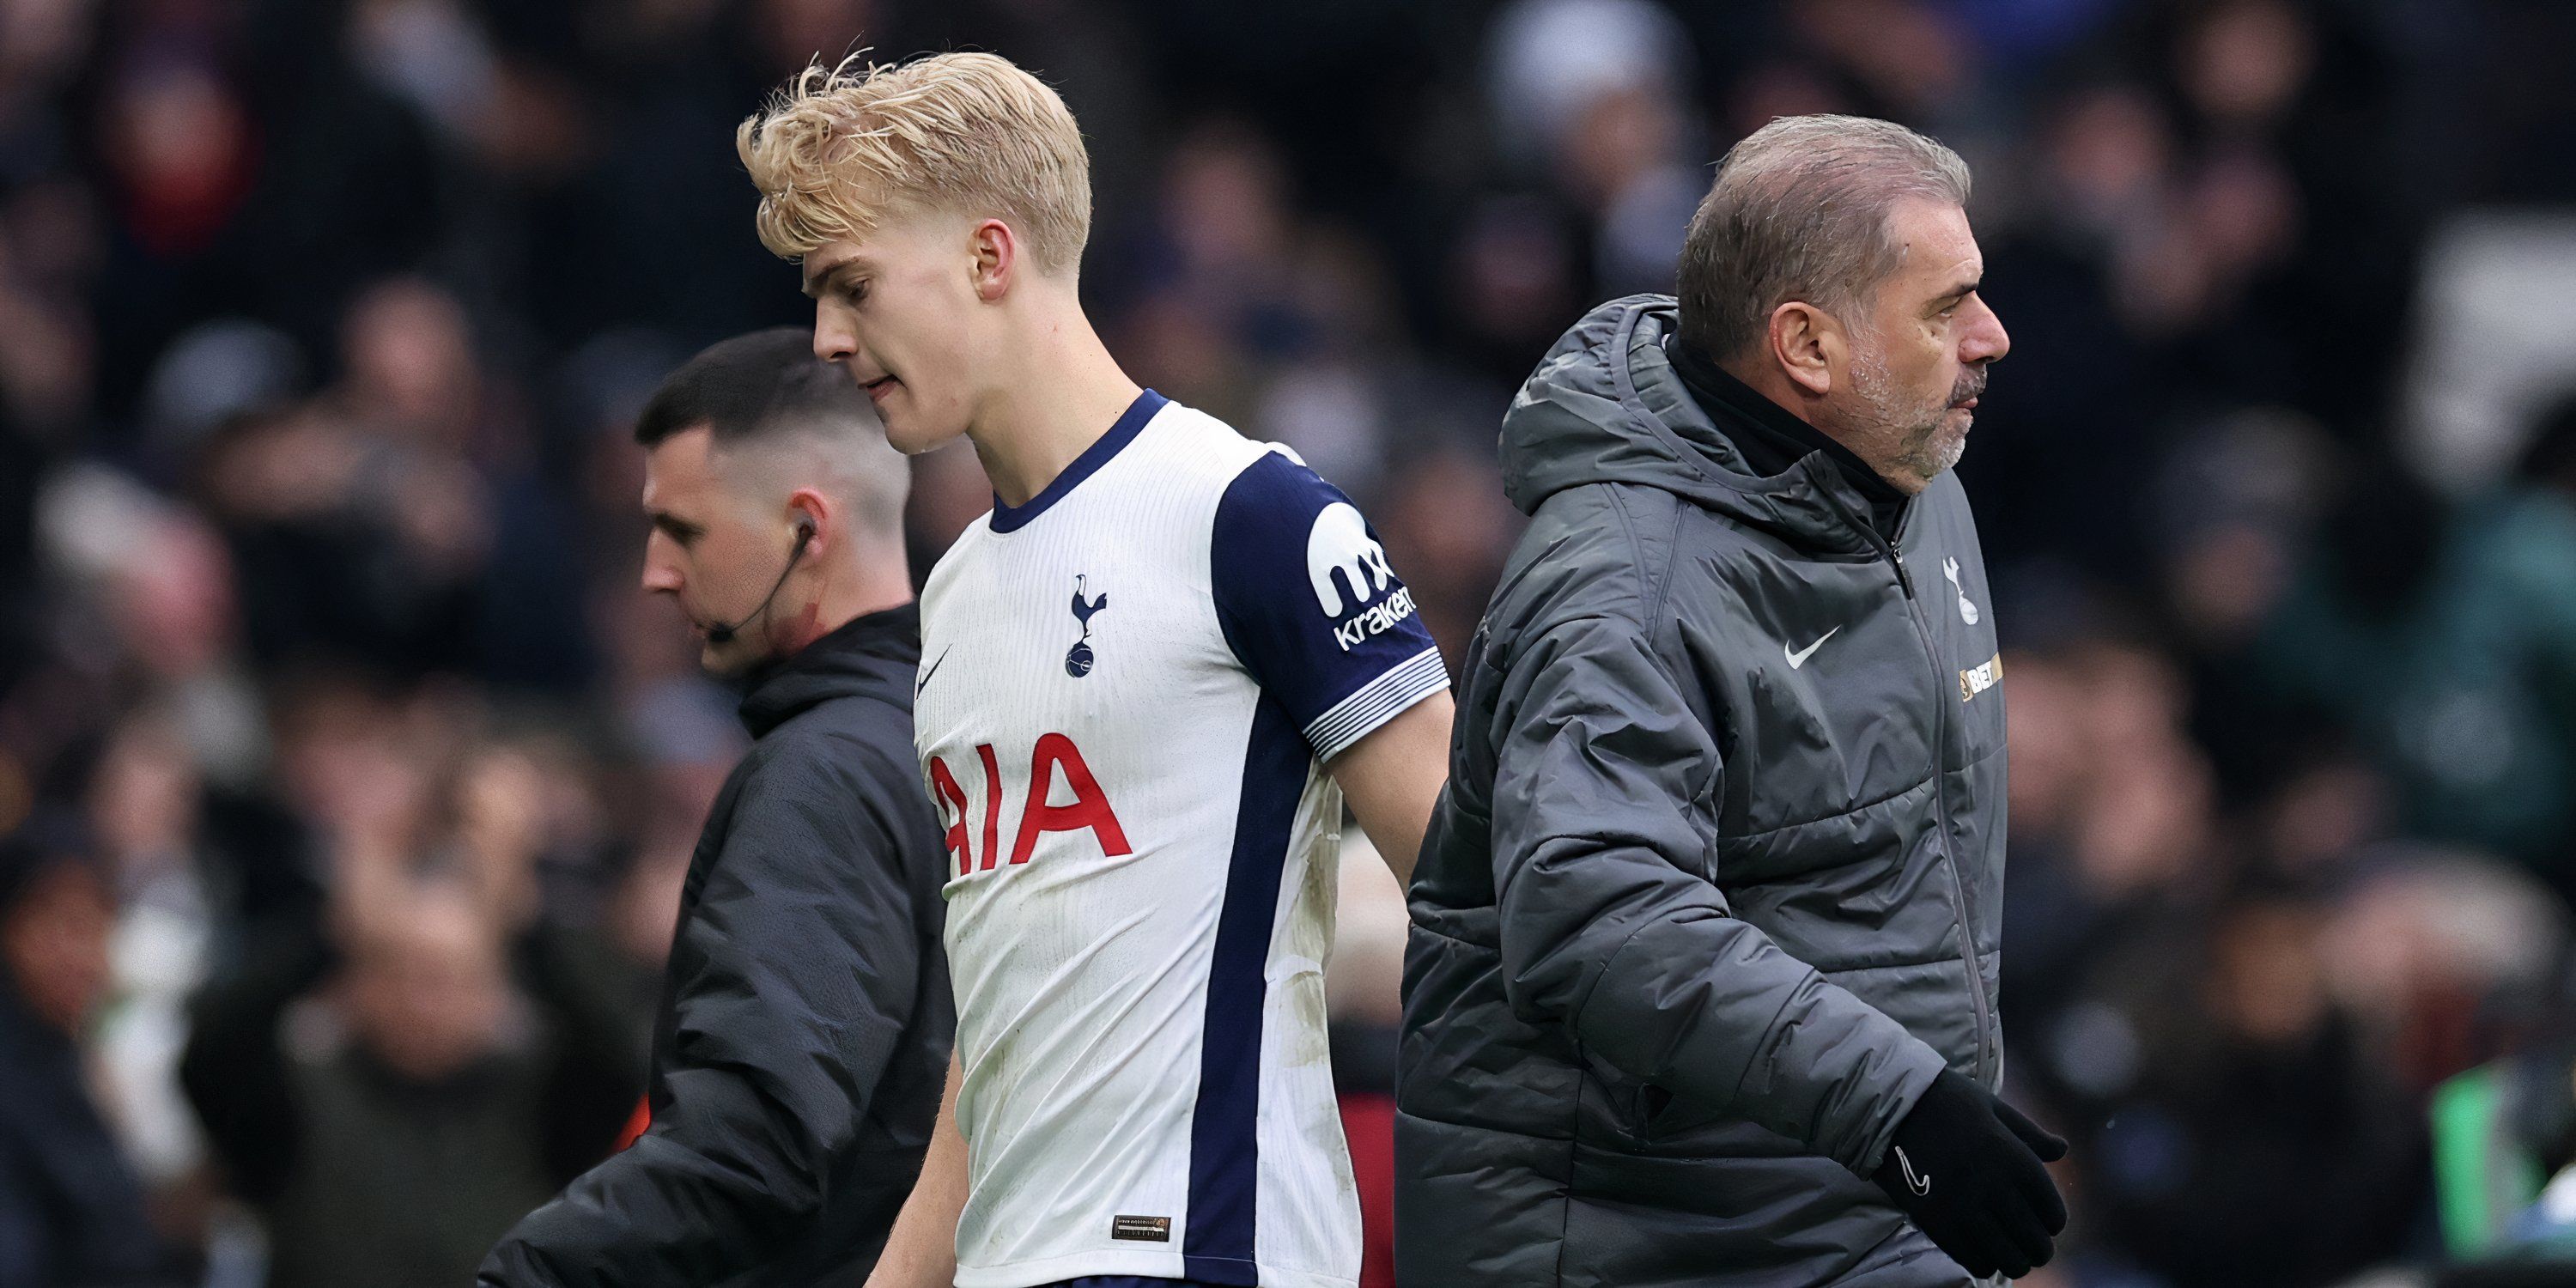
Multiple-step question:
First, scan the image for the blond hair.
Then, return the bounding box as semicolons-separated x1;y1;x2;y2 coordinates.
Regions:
737;52;1092;275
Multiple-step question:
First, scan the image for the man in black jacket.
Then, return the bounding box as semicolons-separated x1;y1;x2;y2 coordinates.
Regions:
481;328;951;1286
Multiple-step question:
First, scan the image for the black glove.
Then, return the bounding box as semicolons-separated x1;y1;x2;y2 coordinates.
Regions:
1871;1070;2069;1280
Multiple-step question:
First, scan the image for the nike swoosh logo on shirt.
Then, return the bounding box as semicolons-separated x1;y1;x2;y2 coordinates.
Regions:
1784;626;1842;669
915;646;951;698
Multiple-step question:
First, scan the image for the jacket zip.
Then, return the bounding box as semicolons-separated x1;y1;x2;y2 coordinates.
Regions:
1819;491;1998;1084
1894;553;1997;1084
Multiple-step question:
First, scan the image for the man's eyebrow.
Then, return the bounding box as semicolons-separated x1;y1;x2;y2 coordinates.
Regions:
647;509;702;538
800;258;862;300
1934;276;1983;306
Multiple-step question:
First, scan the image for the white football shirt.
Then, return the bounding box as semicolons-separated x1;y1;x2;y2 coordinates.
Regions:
914;390;1447;1288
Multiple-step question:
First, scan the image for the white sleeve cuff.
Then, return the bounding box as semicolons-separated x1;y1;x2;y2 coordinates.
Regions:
1305;647;1449;762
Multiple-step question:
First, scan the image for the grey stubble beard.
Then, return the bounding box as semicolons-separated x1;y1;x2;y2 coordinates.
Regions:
1845;339;1980;488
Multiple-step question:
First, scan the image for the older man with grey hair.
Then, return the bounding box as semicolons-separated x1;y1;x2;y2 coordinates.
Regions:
1398;116;2065;1285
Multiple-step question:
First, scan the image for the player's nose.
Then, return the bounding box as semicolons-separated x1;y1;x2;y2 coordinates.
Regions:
812;306;858;367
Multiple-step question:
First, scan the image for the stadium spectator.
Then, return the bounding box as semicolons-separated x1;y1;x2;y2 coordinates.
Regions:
0;823;190;1287
179;799;635;1288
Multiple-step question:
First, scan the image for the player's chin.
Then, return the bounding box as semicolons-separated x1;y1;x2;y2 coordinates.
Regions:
884;407;968;456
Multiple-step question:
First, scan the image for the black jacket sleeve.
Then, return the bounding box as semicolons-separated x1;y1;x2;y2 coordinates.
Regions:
477;732;927;1286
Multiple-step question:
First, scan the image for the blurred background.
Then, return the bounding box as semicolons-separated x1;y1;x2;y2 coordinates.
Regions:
5;0;2576;1285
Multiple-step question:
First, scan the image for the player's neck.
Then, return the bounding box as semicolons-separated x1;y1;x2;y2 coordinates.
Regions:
967;297;1142;507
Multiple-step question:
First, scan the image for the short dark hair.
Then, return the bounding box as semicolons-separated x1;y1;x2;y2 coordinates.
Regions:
633;326;869;447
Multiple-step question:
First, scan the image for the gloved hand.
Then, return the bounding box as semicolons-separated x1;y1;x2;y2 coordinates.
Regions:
1872;1070;2069;1280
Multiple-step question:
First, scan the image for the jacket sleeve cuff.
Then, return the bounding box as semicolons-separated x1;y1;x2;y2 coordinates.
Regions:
1834;1037;1949;1178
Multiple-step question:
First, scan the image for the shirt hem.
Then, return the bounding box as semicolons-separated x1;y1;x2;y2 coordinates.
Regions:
956;1250;1355;1288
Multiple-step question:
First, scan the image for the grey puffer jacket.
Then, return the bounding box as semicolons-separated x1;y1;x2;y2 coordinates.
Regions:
1396;296;2008;1287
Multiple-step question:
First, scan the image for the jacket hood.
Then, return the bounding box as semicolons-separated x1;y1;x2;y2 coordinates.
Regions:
737;602;922;738
1500;295;1881;554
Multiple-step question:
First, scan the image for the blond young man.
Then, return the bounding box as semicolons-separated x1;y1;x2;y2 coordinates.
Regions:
738;53;1455;1288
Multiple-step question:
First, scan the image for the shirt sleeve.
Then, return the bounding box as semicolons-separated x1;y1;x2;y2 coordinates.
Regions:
1210;449;1448;762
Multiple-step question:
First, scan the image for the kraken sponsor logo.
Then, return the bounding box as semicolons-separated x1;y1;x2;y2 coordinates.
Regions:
1306;501;1395;616
1333;586;1418;652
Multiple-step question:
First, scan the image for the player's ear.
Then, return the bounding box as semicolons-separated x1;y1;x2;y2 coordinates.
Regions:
969;218;1016;302
1771;301;1835;397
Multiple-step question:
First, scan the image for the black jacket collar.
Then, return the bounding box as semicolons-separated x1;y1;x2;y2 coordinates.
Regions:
736;602;923;739
1662;335;1908;540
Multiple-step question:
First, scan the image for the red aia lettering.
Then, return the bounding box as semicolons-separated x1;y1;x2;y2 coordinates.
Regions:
933;734;1131;873
927;756;971;877
975;742;1004;872
1010;732;1133;864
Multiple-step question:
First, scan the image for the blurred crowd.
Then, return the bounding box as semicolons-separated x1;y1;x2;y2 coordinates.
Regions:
5;0;2576;1285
